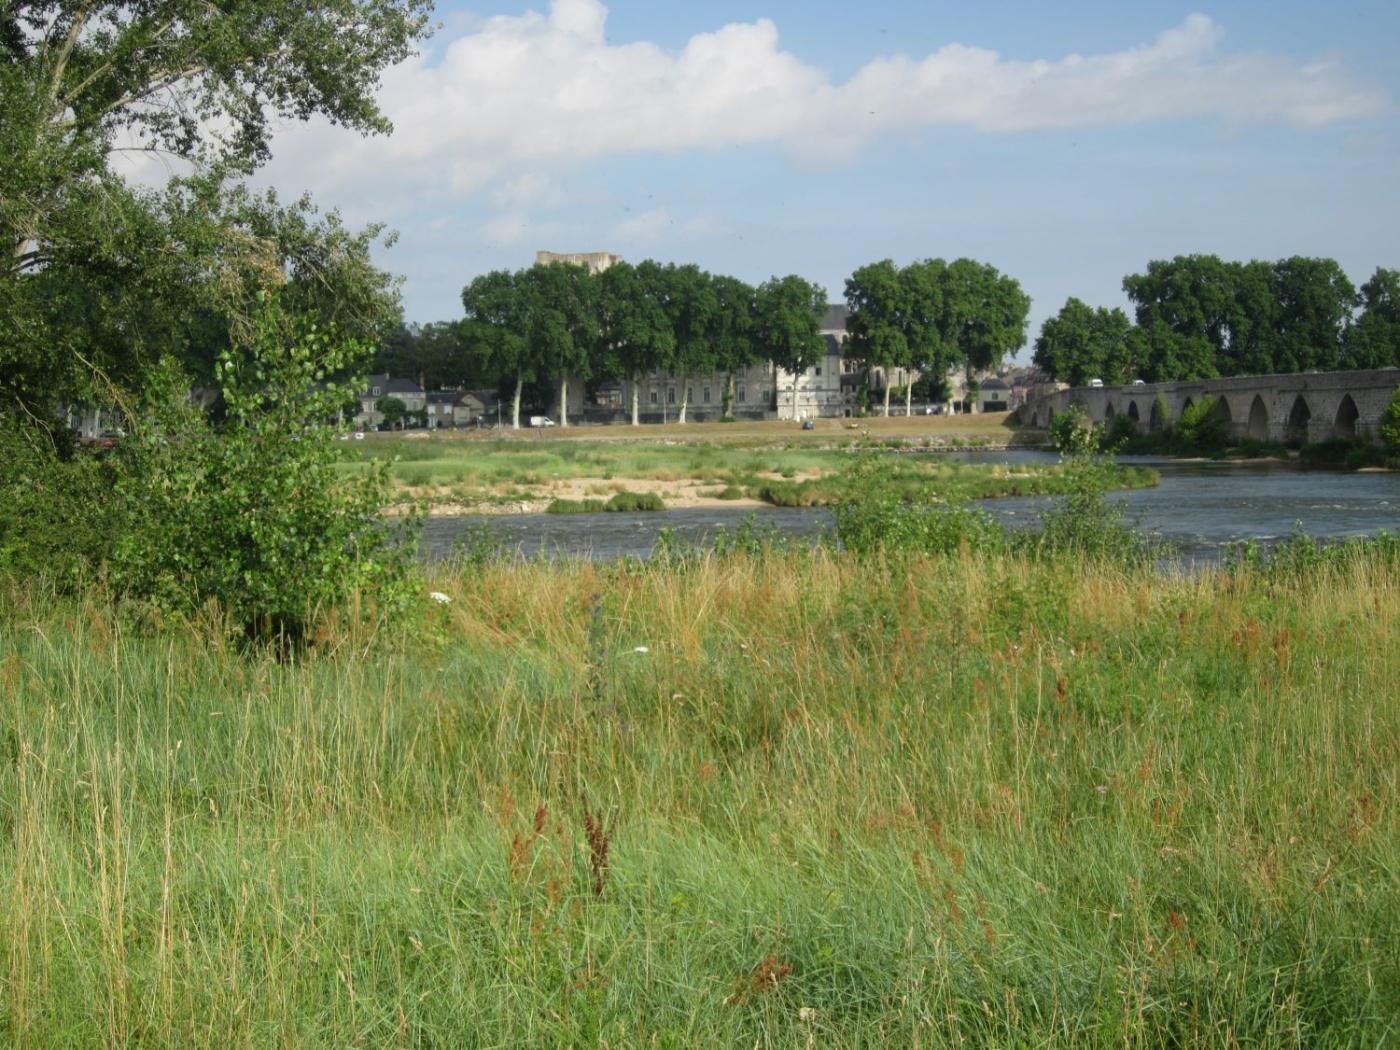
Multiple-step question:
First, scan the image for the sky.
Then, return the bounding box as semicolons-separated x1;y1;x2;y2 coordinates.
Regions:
252;0;1400;358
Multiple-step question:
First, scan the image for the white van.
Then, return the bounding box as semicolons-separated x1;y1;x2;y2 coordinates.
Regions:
529;415;556;428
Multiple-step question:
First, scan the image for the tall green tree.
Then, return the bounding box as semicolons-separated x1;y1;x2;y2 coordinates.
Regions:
461;270;531;429
2;1;429;423
844;260;909;417
1122;255;1235;380
755;275;826;418
661;264;718;424
374;322;467;392
940;259;1030;410
1033;298;1136;387
901;258;952;417
523;262;598;428
598;260;674;426
1345;268;1400;369
4;0;430;258
710;274;757;417
1265;256;1355;374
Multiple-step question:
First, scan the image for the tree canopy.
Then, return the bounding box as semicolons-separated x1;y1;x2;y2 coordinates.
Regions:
2;1;430;424
1033;298;1137;387
846;257;1028;414
1033;255;1399;386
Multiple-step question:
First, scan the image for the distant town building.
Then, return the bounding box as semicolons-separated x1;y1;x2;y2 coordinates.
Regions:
535;250;622;275
357;374;425;428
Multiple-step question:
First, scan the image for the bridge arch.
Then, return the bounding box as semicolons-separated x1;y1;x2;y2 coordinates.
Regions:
1211;396;1232;425
1181;396;1195;418
1105;402;1116;419
1149;398;1164;431
1286;395;1312;445
1247;395;1269;441
1127;401;1140;427
1334;394;1359;439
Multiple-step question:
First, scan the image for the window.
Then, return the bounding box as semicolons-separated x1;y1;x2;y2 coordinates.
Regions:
703;386;711;404
372;386;381;397
650;390;658;404
738;386;746;403
815;366;822;376
686;387;693;404
667;388;676;404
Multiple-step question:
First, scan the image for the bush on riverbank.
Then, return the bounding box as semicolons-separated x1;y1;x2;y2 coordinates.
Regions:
0;302;416;643
547;490;666;514
1299;437;1391;470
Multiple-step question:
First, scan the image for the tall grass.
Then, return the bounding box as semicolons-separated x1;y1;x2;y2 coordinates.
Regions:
1;551;1396;1045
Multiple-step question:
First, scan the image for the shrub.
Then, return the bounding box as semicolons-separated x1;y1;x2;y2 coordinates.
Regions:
1380;387;1400;450
0;420;120;588
548;491;664;514
1096;412;1139;452
103;301;418;641
1175;395;1230;450
606;490;664;512
1050;405;1095;456
546;498;606;514
832;451;1005;557
1300;439;1387;470
1016;453;1157;566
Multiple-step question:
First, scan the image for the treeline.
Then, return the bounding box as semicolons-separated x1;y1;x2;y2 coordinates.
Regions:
844;258;1030;416
386;255;1033;428
459;262;826;428
1035;256;1400;387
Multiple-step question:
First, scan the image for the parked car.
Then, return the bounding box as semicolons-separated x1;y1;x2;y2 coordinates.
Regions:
529;415;556;428
84;429;124;450
1088;378;1104;388
1131;379;1146;386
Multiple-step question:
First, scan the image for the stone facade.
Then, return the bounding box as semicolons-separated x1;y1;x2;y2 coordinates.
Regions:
535;250;621;275
1023;369;1400;444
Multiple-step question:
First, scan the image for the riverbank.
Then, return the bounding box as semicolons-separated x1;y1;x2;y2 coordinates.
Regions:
3;550;1395;1045
349;421;1166;516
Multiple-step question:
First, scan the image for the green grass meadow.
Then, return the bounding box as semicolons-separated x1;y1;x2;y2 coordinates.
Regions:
1;549;1396;1045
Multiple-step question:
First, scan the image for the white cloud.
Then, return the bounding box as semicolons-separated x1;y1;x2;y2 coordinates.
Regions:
259;2;1384;208
615;208;675;241
479;209;532;246
492;172;563;209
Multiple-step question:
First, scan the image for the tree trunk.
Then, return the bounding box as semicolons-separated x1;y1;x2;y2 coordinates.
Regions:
631;378;640;426
511;374;523;429
883;379;891;417
725;371;736;419
906;380;913;417
678;377;689;424
559;375;569;428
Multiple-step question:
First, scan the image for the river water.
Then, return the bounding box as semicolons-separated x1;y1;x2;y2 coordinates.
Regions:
420;451;1400;563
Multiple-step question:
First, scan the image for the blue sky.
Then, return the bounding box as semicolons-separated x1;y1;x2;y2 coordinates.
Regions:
258;0;1400;358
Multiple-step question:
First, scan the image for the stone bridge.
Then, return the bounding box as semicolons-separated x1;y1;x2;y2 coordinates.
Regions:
1023;369;1400;444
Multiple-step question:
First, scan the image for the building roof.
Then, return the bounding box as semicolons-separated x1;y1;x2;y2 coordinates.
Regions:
426;391;465;405
819;304;849;332
981;377;1010;390
361;374;423;398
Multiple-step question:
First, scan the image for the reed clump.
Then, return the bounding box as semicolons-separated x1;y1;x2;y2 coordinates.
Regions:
1;548;1396;1046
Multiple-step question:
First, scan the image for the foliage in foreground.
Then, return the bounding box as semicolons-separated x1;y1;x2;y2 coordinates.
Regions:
0;301;416;639
833;447;1157;566
0;547;1395;1046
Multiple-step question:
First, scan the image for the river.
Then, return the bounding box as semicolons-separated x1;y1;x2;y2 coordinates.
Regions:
420;451;1400;563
